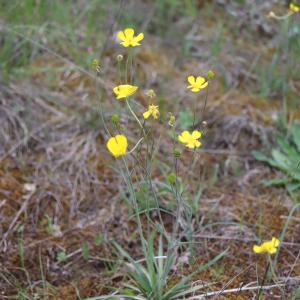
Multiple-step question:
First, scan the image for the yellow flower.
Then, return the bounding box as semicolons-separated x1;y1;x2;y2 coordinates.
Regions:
253;237;280;255
117;28;144;47
187;75;208;92
106;135;128;158
290;3;300;13
143;104;159;120
113;84;138;99
178;130;202;149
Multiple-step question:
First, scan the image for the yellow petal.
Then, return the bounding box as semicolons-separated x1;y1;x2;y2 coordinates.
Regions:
124;28;134;39
195;140;201;148
143;110;151;119
187;76;196;85
121;40;130;47
130;40;141;47
272;237;280;247
117;31;126;41
134;32;144;42
186;143;195;149
182;131;191;139
191;87;200;92
196;76;206;85
268;248;277;254
113;86;120;95
113;85;138;99
200;81;208;89
126;85;138;97
192;130;201;139
106;135;128;158
253;245;263;253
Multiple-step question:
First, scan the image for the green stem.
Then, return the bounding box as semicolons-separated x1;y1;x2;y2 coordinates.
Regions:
120;157;146;250
95;72;111;137
125;98;146;136
125;48;133;84
257;261;270;300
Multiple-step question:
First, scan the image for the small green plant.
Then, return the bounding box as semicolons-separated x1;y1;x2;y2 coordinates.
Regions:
57;251;67;263
86;233;226;300
86;24;228;299
253;122;300;193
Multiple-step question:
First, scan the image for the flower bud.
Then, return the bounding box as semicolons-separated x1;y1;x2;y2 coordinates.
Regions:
146;89;156;98
111;114;120;124
168;113;176;127
174;148;181;158
206;70;215;80
167;173;176;185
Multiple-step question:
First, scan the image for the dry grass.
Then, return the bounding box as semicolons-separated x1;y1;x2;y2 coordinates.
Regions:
1;1;300;299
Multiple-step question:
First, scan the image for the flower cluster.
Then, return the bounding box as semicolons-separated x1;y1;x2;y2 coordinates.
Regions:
104;27;209;160
100;26;282;264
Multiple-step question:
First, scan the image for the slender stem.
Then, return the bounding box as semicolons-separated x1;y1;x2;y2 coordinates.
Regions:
125;48;133;84
201;85;209;123
128;137;144;154
257;260;270;300
125;98;146;136
117;59;123;83
120;157;146;250
95;72;111;137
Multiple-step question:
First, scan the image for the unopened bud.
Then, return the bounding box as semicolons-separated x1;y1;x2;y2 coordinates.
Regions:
168;113;176;127
146;89;156;98
111;114;120;124
174;148;181;158
167;173;176;185
206;70;215;80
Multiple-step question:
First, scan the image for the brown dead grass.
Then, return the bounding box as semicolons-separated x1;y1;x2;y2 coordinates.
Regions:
1;1;300;299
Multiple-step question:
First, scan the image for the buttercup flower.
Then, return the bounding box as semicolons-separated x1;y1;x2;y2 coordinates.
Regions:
290;3;300;13
253;237;280;255
117;28;144;47
106;135;128;158
187;75;208;92
113;84;138;99
143;104;159;120
178;130;202;149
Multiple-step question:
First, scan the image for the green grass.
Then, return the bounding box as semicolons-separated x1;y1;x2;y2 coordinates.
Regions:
0;0;113;78
253;122;300;197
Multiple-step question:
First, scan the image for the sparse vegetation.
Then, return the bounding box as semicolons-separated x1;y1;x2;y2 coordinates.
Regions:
0;1;300;299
